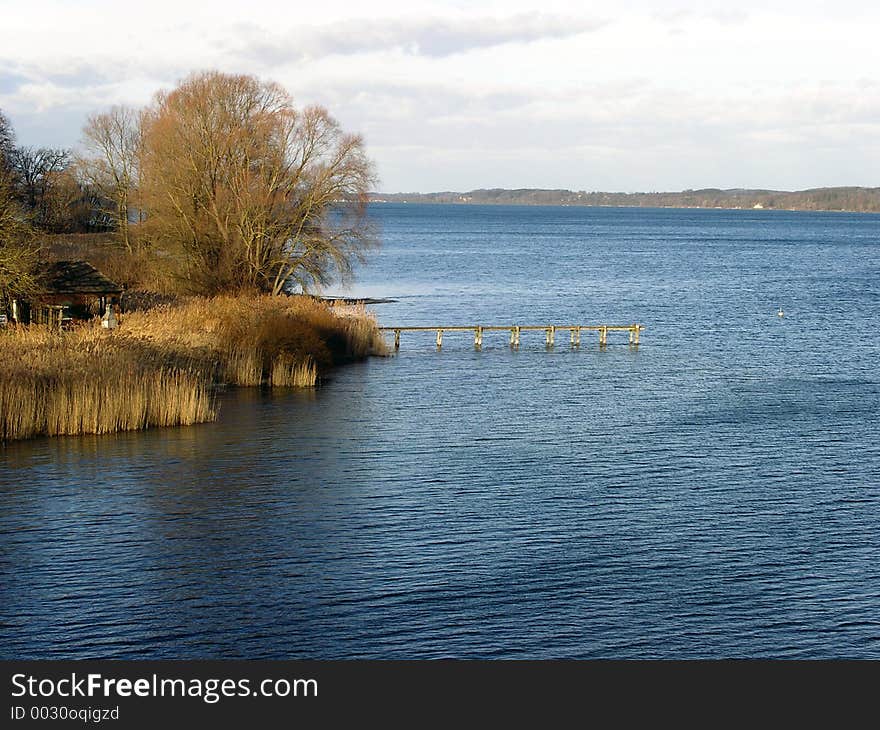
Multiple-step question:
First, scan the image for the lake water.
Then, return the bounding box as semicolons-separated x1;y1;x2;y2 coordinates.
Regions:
2;204;879;659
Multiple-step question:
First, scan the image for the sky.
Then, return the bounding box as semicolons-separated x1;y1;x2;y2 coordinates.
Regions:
1;0;879;192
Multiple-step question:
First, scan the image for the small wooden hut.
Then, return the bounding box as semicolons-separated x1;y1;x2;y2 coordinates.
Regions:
8;260;123;328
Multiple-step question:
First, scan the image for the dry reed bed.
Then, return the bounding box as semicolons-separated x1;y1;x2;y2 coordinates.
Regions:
1;295;387;441
120;295;387;384
0;329;215;441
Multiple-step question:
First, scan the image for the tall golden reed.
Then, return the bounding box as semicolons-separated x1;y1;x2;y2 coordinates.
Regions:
0;327;215;441
1;295;386;441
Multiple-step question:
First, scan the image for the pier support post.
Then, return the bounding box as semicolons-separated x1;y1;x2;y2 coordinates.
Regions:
381;322;637;353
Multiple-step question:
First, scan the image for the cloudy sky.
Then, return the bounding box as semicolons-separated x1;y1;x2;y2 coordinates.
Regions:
1;0;878;192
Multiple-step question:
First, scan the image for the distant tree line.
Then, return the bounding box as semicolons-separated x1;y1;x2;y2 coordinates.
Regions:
0;113;102;235
1;71;376;301
374;187;880;212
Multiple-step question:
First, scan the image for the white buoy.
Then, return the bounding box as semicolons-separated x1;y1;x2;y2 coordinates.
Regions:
777;309;784;317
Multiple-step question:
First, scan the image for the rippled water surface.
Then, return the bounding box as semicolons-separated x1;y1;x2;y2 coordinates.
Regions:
2;204;879;658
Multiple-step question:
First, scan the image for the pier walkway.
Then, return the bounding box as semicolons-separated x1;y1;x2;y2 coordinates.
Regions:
379;324;643;350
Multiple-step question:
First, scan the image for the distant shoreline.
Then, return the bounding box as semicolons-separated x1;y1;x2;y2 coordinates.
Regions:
369;186;880;214
369;201;873;214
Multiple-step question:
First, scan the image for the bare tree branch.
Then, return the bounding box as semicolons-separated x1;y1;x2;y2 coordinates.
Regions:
138;71;377;295
78;106;142;250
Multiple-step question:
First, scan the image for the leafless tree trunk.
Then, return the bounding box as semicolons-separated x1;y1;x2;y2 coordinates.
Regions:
79;106;141;250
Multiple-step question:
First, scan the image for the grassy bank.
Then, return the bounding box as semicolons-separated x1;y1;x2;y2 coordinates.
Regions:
0;295;387;442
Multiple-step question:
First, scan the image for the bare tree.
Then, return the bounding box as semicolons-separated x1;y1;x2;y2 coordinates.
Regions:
79;106;141;250
43;166;99;233
8;146;72;230
139;71;376;295
0;109;14;171
0;167;40;309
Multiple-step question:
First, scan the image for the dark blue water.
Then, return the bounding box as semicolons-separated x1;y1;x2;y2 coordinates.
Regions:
2;204;879;658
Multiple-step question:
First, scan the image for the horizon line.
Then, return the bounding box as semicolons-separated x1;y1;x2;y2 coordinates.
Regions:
370;185;880;196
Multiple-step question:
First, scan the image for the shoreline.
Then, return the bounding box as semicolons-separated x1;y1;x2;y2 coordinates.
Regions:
368;200;879;214
0;295;388;443
369;184;880;214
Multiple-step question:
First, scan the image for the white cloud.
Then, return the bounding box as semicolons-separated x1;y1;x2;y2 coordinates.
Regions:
223;12;605;64
2;1;880;190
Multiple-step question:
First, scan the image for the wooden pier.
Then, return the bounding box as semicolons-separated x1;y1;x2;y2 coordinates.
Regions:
379;324;643;350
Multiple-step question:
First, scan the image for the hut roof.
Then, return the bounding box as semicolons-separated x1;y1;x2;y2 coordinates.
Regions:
42;260;123;295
